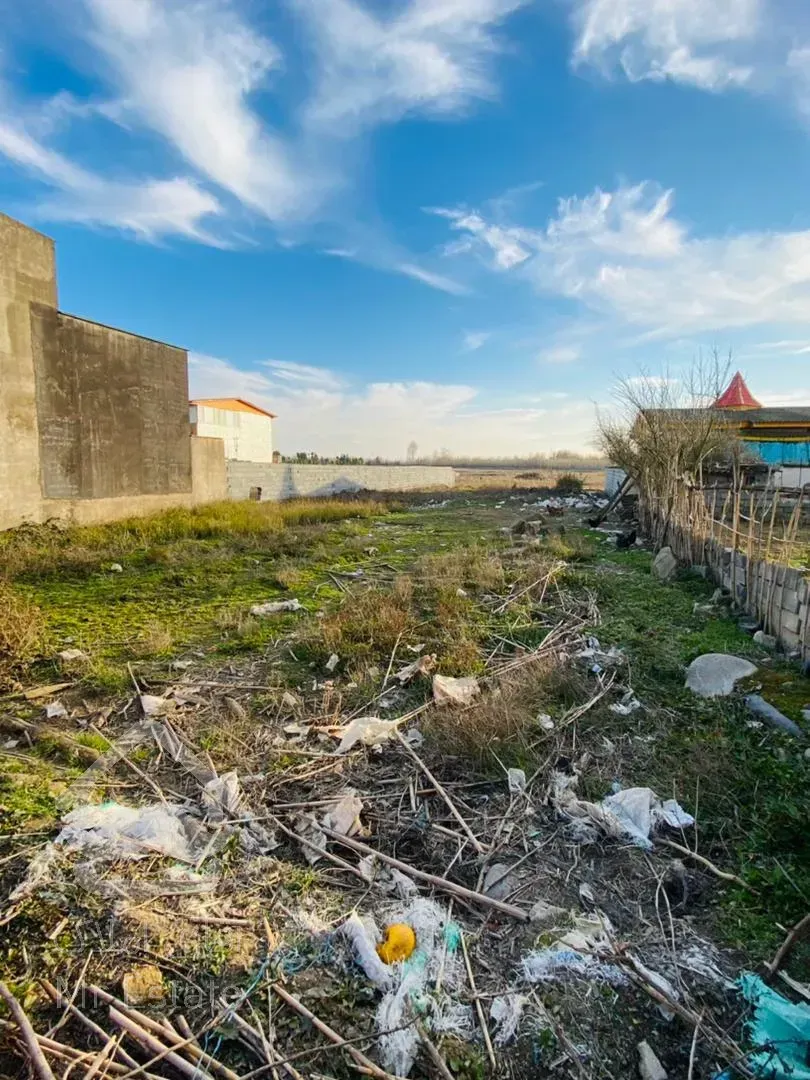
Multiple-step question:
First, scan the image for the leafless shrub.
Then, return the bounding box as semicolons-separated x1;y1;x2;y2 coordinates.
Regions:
0;583;50;689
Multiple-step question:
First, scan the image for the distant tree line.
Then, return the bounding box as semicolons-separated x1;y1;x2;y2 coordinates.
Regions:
281;448;607;468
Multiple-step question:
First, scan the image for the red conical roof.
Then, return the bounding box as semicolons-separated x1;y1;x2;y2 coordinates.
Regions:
713;371;761;409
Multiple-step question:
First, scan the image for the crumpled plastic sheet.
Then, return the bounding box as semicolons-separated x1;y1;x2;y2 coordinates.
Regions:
57;801;210;863
551;776;694;851
335;717;401;754
522;948;629;987
716;973;810;1080
490;994;527;1046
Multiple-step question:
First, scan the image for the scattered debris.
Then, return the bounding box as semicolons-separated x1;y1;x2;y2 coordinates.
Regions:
638;1039;668;1080
323;789;364;836
109;562;123;573
552;776;694;850
490;994;526;1046
723;973;810;1080
45;700;67;719
507;767;527;795
139;693;169;716
395;653;436;684
250;598;303;615
57;648;89;664
57;801;210;863
376;923;416;963
335;715;401;753
432;673;480;706
610;691;643;715
325;652;340;672
529;899;567;928
684;653;758;698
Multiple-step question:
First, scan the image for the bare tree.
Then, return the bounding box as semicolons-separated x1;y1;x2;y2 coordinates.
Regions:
598;352;739;546
406;440;418;463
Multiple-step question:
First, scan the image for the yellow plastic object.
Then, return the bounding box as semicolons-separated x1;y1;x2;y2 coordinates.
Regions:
376;923;416;964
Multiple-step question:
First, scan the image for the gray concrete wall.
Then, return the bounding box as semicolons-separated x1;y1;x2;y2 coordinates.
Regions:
227;461;456;501
0;213;57;530
190;436;227;504
30;310;191;500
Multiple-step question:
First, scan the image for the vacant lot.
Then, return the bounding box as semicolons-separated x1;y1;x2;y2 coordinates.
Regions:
1;490;808;1080
454;466;607;491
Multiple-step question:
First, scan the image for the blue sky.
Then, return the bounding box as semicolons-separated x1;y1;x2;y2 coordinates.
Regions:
2;0;810;457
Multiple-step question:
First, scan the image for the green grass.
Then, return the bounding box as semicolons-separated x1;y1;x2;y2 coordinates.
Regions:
571;533;810;965
0;498;388;690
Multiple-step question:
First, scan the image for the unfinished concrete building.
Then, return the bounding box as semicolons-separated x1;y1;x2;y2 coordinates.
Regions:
0;213;225;530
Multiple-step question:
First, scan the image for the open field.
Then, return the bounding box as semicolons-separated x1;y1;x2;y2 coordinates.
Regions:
454;466;607;491
1;489;808;1080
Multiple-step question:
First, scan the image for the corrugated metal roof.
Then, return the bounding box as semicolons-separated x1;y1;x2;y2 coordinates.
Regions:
189;398;277;419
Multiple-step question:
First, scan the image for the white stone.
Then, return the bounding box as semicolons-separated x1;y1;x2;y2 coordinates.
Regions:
685;654;757;698
651;547;677;582
638;1041;667;1080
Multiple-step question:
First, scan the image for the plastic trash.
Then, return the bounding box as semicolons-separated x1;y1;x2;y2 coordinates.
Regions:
202;772;243;821
609;693;642;716
507;768;527;795
395;654;436;685
342;913;393;988
719;972;810;1079
377;923;416;964
638;1040;668;1080
522;948;628;986
45;700;67;719
553;781;694;851
58;648;88;663
490;994;526;1046
140;694;169;717
325;653;340;672
335;716;400;754
323;790;364;836
432;674;480;707
250;599;303;616
59;802;208;863
293;813;327;864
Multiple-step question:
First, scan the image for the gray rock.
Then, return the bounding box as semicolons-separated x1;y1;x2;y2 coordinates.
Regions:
753;630;777;650
529;900;567;928
685;654;757;698
744;695;805;738
652;547;678;582
482;863;518;900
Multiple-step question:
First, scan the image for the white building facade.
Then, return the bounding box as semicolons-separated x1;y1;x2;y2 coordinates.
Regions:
189;398;275;463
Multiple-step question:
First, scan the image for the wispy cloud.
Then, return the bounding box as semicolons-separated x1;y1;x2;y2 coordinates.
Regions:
462;330;491;351
396;262;471;294
571;0;759;90
296;0;529;131
437;180;810;336
0;118;222;241
538;345;581;364
189;351;599;457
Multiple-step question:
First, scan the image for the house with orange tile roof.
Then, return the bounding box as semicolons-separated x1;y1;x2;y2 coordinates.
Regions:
189;398;277;463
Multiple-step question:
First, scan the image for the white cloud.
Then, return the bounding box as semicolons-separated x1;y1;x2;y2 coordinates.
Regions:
264;360;345;391
438;180;810;336
296;0;528;131
0;119;222;241
83;0;309;222
757;387;810;405
538;345;581;364
750;339;810;355
188;352;599;457
396;262;471;294
462;330;491;351
433;207;532;268
571;0;759;90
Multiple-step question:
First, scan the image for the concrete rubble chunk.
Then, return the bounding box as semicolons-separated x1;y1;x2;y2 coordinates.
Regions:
638;1041;667;1080
651;546;677;582
753;630;777;650
685;654;757;698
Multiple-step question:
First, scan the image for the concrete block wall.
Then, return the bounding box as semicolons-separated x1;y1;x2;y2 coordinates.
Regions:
227;461;455;501
662;521;810;663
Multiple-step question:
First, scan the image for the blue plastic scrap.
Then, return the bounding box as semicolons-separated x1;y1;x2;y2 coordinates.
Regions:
718;972;810;1079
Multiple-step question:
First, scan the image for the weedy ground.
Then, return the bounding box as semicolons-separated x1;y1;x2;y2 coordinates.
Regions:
0;489;808;1079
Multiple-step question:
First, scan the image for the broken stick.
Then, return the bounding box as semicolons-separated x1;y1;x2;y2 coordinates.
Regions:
0;981;57;1080
395;731;485;854
320;826;529;921
272;983;406;1080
